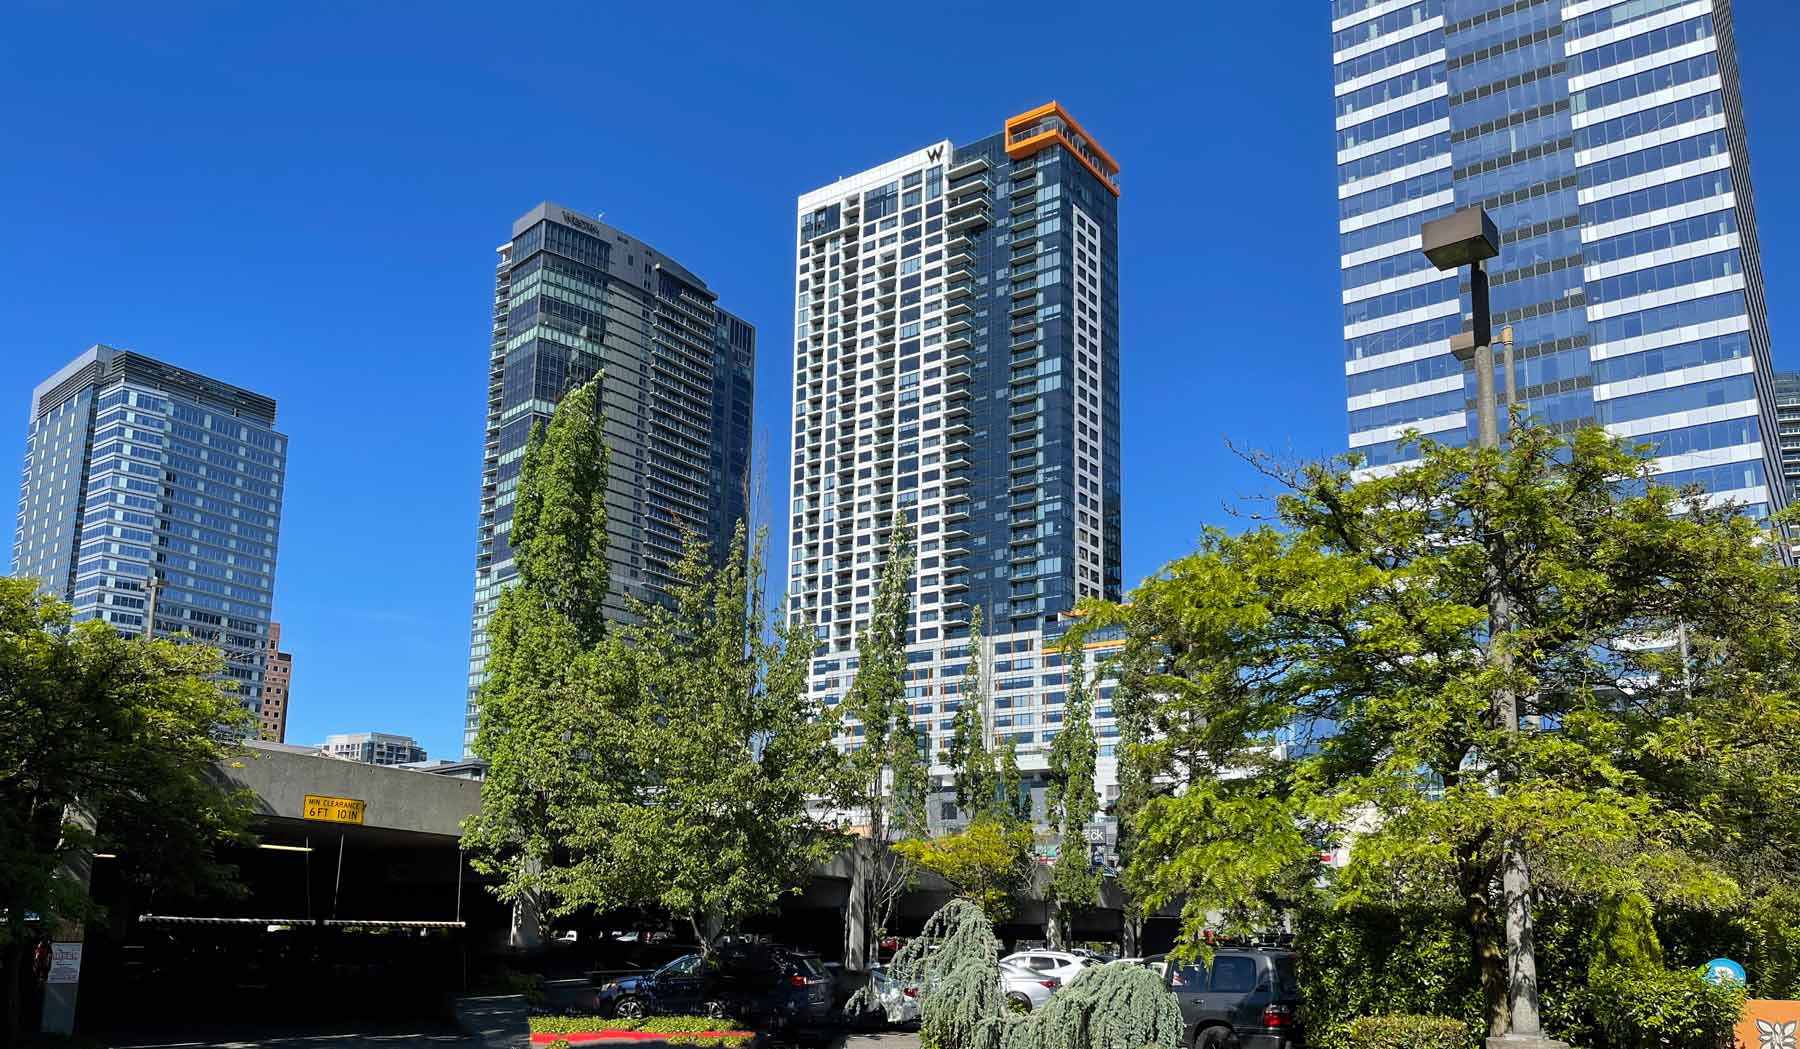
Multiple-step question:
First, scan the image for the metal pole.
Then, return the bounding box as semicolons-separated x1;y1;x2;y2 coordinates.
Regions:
143;574;162;640
333;834;345;919
1469;267;1545;1042
1501;325;1517;432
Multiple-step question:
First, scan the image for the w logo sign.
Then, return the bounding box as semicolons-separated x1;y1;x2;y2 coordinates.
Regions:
927;146;944;162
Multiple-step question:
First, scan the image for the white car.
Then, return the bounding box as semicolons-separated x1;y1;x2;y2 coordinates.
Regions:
999;961;1059;1012
868;965;920;1025
1000;950;1098;985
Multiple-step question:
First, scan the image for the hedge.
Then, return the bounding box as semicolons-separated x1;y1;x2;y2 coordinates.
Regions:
1585;966;1744;1049
1341;1015;1470;1049
1296;901;1767;1049
528;1016;752;1046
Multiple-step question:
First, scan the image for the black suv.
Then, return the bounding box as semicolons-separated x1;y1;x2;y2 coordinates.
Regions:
590;943;832;1031
1164;949;1304;1048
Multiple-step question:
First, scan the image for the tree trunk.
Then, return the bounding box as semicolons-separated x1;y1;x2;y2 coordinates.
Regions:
1458;848;1508;1038
1122;914;1142;959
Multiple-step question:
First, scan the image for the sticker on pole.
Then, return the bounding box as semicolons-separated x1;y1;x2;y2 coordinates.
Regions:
47;943;81;984
302;794;365;824
1702;957;1745;986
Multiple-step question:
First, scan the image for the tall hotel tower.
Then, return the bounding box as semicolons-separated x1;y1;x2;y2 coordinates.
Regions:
464;204;755;755
1334;0;1784;517
790;103;1122;819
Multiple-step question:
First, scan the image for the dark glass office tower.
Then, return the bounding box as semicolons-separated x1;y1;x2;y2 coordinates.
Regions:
790;103;1123;803
464;204;755;754
1334;0;1784;519
11;345;287;713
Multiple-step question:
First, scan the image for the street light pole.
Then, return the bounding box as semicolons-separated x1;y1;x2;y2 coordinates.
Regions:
1421;207;1563;1049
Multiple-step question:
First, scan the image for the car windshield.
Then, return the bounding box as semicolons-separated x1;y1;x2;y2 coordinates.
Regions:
658;954;701;976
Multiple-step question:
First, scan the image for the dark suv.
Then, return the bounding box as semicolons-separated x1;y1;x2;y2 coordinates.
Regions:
1164;949;1304;1048
591;943;832;1031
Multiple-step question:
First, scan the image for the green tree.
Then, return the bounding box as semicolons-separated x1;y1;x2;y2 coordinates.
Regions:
837;512;929;966
462;379;612;933
0;579;254;1045
1044;635;1101;948
552;526;841;950
996;736;1029;826
942;608;995;819
895;818;1033;925
1075;421;1800;1035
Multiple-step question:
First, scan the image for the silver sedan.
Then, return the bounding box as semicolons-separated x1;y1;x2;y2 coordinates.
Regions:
1000;961;1060;1013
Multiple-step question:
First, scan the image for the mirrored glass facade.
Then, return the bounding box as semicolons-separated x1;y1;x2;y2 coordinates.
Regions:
11;345;287;713
1334;0;1783;517
464;204;755;755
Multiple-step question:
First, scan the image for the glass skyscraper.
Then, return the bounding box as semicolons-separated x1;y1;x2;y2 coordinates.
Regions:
1772;371;1800;503
1334;0;1783;517
464;204;755;755
790;103;1124;829
11;345;287;713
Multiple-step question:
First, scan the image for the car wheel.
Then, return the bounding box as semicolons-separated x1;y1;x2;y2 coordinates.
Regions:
612;995;647;1020
1006;992;1032;1015
1196;1026;1240;1049
703;998;734;1021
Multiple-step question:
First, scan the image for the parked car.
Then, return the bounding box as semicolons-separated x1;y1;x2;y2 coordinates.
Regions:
999;949;1099;985
999;960;1060;1013
1119;955;1170;980
590;944;833;1031
1164;948;1304;1048
866;965;921;1025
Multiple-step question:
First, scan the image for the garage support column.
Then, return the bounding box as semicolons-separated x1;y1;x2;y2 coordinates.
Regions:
843;840;872;972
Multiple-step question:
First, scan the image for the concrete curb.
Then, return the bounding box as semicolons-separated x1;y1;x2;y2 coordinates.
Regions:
453;994;532;1048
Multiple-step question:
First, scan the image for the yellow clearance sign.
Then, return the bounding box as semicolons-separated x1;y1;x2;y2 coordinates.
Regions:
302;794;365;824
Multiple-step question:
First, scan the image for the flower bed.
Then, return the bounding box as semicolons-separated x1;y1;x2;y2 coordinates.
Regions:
529;1016;755;1046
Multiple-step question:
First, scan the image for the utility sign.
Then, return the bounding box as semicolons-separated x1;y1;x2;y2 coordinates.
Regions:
302;794;365;824
47;943;81;984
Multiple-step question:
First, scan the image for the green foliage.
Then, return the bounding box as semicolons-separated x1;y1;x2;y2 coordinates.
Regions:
888;902;1179;1049
0;577;255;946
1584;966;1744;1049
1074;420;1800;1026
548;526;841;943
530;1015;752;1044
464;379;614;911
895;819;1033;924
465;380;840;945
996;737;1028;826
999;962;1182;1049
1045;636;1102;942
507;379;611;646
1296;905;1486;1047
1593;893;1664;974
837;514;927;964
1340;1015;1471;1049
874;899;1007;1049
943;608;997;819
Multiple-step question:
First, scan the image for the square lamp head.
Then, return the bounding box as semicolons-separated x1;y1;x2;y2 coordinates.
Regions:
1420;207;1499;272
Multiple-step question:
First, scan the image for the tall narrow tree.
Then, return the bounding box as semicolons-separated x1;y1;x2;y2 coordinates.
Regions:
837;512;928;967
462;379;610;930
942;608;995;819
1044;634;1101;947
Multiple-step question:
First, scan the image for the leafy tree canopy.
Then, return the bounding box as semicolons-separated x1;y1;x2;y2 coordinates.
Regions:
1075;422;1800;1006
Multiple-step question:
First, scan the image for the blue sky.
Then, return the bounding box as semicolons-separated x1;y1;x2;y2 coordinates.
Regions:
4;2;1798;760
